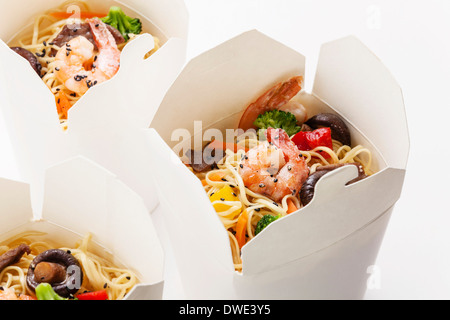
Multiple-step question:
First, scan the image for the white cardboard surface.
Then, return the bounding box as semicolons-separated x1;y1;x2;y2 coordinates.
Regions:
0;0;188;214
0;156;165;300
146;30;409;299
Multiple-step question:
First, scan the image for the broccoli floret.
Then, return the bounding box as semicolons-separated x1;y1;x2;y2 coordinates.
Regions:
253;110;301;137
255;214;280;235
101;6;142;41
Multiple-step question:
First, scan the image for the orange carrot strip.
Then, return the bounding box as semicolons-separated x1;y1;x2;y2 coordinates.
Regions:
236;210;248;249
49;11;107;20
55;91;72;120
286;198;298;214
201;179;208;187
209;172;226;182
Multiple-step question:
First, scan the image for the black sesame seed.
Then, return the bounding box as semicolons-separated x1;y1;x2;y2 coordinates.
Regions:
259;183;265;188
103;283;107;289
36;49;46;57
221;178;227;182
220;198;225;201
210;192;215;197
255;208;261;212
66;250;71;254
55;67;60;71
239;164;243;168
274;179;278;183
232;193;237;197
43;41;47;46
126;277;130;280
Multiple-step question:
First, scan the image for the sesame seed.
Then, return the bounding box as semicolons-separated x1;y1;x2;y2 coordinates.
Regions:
255;208;261;212
259;183;265;188
274;179;278;183
220;198;225;201
103;283;107;289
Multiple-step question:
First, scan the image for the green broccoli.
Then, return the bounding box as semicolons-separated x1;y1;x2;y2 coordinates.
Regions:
255;214;280;235
101;6;142;41
35;283;68;300
254;110;301;137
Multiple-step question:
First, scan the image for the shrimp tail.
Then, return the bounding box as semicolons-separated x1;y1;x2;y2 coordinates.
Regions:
238;76;303;131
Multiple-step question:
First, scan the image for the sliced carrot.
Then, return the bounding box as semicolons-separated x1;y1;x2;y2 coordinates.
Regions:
235;210;248;249
201;179;208;187
209;171;226;182
49;11;107;20
55;91;72;120
286;198;298;214
206;140;249;153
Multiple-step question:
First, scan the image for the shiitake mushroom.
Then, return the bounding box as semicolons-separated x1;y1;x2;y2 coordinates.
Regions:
305;113;351;146
300;163;367;206
27;249;83;298
10;47;42;76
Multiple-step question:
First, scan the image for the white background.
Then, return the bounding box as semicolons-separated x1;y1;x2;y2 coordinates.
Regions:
1;0;450;299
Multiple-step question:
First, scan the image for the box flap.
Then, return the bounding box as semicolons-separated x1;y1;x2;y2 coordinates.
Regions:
0;178;33;231
312;36;409;169
241;165;406;275
151;29;305;146
42;156;164;284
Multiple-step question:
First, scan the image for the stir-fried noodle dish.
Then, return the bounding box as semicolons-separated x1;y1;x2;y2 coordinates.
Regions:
8;1;160;129
184;76;374;272
0;231;138;300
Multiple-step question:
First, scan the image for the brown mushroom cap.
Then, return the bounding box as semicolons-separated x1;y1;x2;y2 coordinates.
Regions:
305;113;351;146
300;163;367;206
10;47;42;76
27;249;83;298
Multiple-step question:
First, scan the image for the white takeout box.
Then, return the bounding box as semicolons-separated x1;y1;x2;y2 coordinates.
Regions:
0;0;188;213
145;30;409;299
0;156;164;300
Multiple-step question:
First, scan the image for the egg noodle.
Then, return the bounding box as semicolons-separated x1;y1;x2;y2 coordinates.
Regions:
0;231;138;300
190;131;373;271
9;0;160;129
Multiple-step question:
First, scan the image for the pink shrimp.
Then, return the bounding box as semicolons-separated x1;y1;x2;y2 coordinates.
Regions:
238;76;304;131
54;18;121;95
239;128;309;202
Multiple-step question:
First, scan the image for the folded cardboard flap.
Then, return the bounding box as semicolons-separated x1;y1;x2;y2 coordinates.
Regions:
241;165;406;275
42;156;164;284
313;36;409;170
0;177;33;231
151;30;306;147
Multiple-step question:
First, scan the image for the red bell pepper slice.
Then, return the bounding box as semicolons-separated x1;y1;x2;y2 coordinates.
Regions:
291;127;333;158
76;290;108;300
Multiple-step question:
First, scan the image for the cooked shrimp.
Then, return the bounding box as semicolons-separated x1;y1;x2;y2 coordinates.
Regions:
238;76;304;131
239;128;309;202
53;18;121;95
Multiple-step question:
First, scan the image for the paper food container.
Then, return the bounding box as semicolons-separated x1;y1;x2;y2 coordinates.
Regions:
0;156;164;300
145;30;409;299
0;0;188;213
